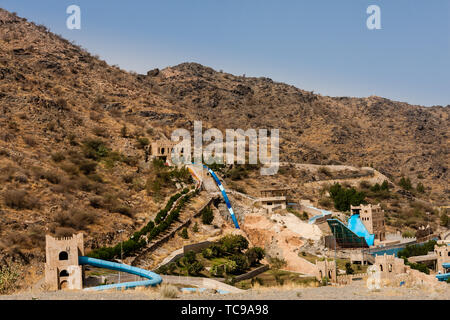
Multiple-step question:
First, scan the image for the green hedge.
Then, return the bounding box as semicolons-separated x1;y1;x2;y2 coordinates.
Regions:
88;188;194;260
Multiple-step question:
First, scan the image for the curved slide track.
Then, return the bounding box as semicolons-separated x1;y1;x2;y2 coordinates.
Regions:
79;256;162;291
436;262;450;282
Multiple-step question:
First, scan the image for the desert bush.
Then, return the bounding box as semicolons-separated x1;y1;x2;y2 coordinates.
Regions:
51;152;66;163
92;126;109;137
0;260;21;294
54;209;96;230
82;139;110;160
113;205;134;218
3;189;38;210
23;135;37;147
78;160;97;175
160;284;179;299
89;196;104;209
136;137;150;149
42;171;61;184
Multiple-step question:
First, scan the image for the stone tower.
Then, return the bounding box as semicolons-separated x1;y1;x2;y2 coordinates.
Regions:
351;203;386;242
44;233;84;290
435;242;450;274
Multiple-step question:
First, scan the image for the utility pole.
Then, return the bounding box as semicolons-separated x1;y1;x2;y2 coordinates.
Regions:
118;229;124;284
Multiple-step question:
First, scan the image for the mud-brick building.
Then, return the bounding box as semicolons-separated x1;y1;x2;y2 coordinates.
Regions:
258;188;290;213
149;139;186;165
44;233;84;290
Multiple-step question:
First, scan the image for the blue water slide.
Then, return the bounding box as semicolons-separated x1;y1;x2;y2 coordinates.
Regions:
307;207;333;224
347;214;375;246
436;262;450;282
79;256;162;291
202;164;240;229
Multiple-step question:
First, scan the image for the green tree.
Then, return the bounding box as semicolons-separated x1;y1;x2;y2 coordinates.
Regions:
329;183;365;212
345;262;354;275
180;227;189;239
416;182;425;193
399;177;412;191
218;235;249;254
381;180;389;191
120;125;127;138
187;261;204;276
201;207;214;225
245;247;265;267
192;222;199;233
440;213;449;227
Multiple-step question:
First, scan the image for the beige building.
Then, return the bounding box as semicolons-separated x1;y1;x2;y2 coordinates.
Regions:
351;204;385;241
315;259;337;283
149;139;185;165
44;233;84;290
258;188;290;213
435;242;450;274
374;253;407;275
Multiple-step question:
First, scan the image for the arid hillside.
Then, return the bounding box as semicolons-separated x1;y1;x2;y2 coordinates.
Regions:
153;63;448;199
0;8;448;278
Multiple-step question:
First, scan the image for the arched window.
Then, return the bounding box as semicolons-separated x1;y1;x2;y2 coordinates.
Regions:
59;251;69;261
59;270;69;277
161;148;165;155
379;264;383;272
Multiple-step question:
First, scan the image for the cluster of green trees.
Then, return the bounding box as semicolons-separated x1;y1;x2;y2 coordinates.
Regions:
203;235;265;276
154;189;188;224
397;240;437;259
329;183;366;212
156;235;265;278
87;188;196;260
399;177;425;194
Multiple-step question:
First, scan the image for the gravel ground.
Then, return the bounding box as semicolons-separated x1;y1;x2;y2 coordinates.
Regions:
1;282;448;300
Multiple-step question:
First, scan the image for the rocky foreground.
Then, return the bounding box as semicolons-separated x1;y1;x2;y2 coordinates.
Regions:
1;282;448;300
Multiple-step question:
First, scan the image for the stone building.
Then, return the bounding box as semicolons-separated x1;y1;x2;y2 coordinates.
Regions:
435;241;450;274
258;188;290;213
374;253;407;276
148;139;179;164
315;259;337;283
351;204;385;241
44;233;84;290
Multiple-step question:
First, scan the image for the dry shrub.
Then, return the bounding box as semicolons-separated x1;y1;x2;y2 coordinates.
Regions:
54;208;96;230
23;135;37;147
92;126;109;137
0;259;21;294
3;189;39;210
160;284;179;299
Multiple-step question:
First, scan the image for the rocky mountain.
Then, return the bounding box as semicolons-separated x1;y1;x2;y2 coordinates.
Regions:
0;7;448;270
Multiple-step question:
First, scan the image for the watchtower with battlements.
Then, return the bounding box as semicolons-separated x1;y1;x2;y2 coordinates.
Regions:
44;233;84;290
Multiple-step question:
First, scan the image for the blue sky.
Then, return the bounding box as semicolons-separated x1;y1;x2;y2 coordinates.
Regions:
2;0;449;106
